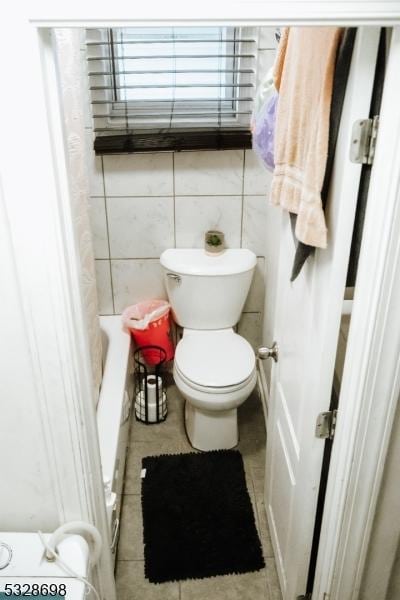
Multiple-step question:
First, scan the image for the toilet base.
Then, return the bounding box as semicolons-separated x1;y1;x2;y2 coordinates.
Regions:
185;401;238;451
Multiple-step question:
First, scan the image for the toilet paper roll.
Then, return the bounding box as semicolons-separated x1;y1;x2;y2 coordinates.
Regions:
144;375;163;405
135;390;167;423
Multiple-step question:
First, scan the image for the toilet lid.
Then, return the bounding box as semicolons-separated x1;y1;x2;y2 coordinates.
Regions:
175;330;255;388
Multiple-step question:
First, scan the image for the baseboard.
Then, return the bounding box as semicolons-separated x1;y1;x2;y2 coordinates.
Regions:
257;361;269;425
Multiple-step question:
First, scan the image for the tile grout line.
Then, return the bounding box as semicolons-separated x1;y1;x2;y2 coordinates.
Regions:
94;254;266;261
240;149;246;247
172;153;177;248
93;193;260;198
98;155;116;315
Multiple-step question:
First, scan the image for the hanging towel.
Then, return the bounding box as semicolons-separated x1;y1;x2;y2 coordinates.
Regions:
291;28;357;281
270;27;344;248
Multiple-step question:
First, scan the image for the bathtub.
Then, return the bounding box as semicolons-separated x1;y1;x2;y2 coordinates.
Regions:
97;316;133;563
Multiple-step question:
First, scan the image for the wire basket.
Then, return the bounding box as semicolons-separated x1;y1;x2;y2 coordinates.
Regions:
134;345;167;424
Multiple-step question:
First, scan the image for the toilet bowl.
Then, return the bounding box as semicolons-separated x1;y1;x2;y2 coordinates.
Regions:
160;248;257;451
173;329;257;450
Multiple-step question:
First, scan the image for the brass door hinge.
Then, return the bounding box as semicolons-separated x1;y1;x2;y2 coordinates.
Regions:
315;410;338;440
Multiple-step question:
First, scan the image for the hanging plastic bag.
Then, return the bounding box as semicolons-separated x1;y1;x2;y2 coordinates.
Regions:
252;91;278;172
251;66;275;131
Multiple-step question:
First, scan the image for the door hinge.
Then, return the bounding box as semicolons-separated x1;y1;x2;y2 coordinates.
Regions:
350;115;379;165
315;409;337;440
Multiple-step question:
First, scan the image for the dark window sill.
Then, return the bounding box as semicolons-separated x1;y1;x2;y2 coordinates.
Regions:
94;128;252;155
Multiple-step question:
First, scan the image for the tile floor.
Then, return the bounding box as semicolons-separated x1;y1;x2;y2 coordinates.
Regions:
116;382;282;600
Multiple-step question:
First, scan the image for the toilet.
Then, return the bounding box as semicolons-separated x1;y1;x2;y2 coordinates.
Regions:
160;248;257;451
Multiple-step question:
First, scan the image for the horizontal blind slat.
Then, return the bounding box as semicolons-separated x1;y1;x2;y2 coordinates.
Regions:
93;111;252;118
86;26;257;136
90;84;254;91
91;97;254;104
86;38;256;45
87;54;255;61
88;69;254;76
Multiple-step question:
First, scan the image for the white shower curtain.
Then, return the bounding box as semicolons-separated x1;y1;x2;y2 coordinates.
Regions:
54;29;103;403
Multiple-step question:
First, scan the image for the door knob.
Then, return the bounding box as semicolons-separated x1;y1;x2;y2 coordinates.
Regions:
257;342;279;362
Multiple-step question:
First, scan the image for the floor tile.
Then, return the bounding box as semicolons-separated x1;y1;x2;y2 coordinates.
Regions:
238;390;267;441
256;498;275;559
117;495;143;560
265;558;283;600
116;383;281;600
251;467;265;497
180;569;269;600
238;436;266;470
116;561;179;600
130;384;187;443
125;440;185;495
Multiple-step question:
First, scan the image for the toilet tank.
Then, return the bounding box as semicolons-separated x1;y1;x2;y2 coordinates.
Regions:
160;249;257;329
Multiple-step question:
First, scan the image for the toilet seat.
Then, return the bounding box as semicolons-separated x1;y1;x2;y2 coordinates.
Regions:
174;329;256;390
174;362;255;394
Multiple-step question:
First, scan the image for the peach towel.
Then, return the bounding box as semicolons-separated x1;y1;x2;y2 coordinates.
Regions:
270;27;343;248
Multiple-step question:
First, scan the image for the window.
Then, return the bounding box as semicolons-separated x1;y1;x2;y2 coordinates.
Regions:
86;27;257;153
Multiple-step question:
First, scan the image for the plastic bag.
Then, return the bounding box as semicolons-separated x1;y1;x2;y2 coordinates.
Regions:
252;92;278;172
251;66;275;131
122;300;170;331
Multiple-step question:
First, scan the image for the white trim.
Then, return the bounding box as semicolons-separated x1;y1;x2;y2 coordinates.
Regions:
257;360;269;424
24;1;400;27
0;22;116;600
3;6;400;600
313;26;400;600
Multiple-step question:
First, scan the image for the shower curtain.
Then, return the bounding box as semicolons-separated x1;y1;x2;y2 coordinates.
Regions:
54;29;103;403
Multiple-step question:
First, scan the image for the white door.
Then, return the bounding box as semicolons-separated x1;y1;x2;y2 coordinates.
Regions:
264;28;381;600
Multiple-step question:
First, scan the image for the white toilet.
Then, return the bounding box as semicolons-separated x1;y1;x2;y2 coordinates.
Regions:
160;248;257;451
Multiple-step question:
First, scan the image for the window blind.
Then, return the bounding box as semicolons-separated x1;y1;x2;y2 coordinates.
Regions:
86;27;257;153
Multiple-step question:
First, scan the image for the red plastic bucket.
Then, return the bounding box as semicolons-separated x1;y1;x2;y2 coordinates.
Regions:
122;300;174;365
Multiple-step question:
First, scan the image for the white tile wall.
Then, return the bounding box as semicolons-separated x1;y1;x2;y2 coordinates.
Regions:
242;195;269;256
244;257;265;312
103;153;174;197
85;131;104;196
175;196;242;249
87;148;274;349
238;312;263;350
258;27;278;50
111;259;167;314
89;197;109;259
107;196;174;258
244;150;273;196
84;31;278;349
174;150;244;196
95;260;114;314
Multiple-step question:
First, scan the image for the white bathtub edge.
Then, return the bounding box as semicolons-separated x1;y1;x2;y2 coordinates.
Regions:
97;316;131;488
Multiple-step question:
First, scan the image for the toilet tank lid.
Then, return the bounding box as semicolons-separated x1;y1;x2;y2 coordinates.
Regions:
160;249;257;276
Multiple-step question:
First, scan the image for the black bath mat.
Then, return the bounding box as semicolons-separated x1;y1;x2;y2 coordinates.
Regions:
141;449;265;583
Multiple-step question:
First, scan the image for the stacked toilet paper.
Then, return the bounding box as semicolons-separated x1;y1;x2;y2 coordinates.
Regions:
135;375;167;423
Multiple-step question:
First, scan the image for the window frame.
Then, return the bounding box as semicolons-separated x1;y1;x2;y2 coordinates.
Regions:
86;26;257;153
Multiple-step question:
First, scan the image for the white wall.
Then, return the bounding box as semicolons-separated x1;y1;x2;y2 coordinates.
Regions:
359;393;400;600
82;29;278;351
0;188;59;531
